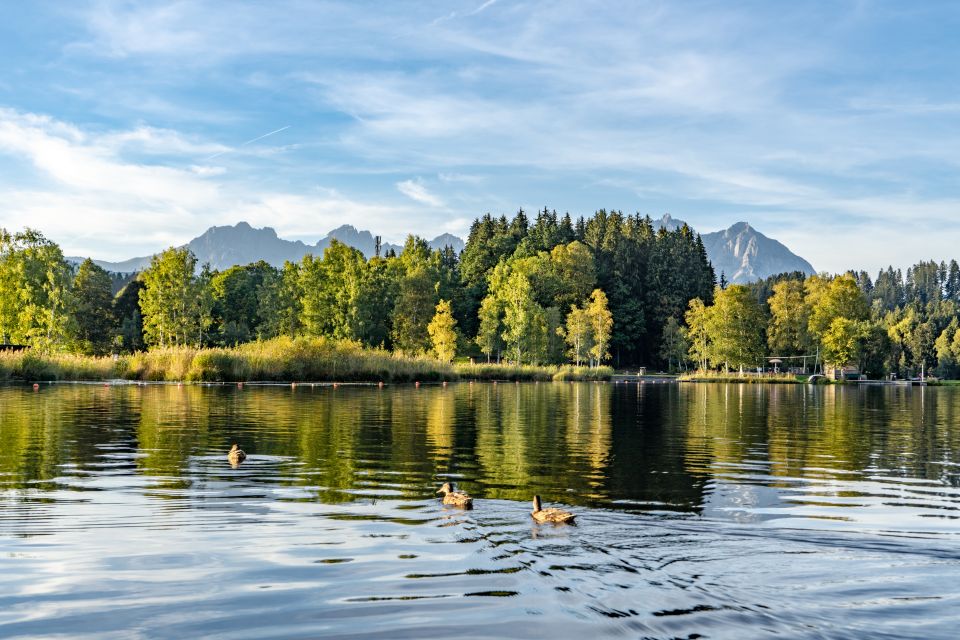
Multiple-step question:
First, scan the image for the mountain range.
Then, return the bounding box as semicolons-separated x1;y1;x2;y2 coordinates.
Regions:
69;216;814;284
69;223;466;273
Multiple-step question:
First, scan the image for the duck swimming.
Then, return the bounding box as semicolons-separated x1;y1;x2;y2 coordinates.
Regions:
227;444;247;466
531;495;575;524
436;482;473;509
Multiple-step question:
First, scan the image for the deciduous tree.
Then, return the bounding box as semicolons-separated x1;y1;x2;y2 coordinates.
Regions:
70;259;114;355
139;247;200;348
586;289;613;367
705;285;765;372
428;299;458;362
685;298;710;371
561;305;592;366
659;316;688;372
767;279;810;356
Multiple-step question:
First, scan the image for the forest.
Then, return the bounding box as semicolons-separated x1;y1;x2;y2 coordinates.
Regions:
3;209;959;379
0;210;713;370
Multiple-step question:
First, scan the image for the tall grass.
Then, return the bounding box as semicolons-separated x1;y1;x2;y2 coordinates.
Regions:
454;362;613;382
0;337;612;383
120;337;457;382
677;370;803;384
0;351;119;381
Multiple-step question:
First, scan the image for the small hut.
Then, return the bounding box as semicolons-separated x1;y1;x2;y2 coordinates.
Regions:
828;366;861;381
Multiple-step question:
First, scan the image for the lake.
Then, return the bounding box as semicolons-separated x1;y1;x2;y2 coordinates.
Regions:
2;381;959;638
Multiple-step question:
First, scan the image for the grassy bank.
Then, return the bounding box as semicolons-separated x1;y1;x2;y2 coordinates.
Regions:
677;371;804;384
0;337;613;383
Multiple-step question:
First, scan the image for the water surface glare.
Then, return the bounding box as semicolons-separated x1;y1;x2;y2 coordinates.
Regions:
2;382;960;638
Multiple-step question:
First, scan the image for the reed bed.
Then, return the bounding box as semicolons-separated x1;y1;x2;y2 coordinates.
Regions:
0;338;612;383
677;371;803;384
122;337;457;382
455;362;613;381
0;350;120;381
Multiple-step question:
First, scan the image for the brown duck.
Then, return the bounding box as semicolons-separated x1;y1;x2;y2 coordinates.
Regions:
531;495;575;524
436;482;473;509
227;444;247;466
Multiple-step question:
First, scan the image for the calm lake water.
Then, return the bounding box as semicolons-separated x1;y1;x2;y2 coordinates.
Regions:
2;381;959;639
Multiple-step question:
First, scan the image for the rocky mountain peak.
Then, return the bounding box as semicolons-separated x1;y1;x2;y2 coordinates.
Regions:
653;215;813;283
702;222;813;284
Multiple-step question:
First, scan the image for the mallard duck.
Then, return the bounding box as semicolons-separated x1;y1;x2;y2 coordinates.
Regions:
531;495;575;524
227;444;247;466
436;482;473;509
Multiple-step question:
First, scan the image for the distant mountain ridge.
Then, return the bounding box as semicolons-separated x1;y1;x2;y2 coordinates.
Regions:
69;222;465;273
654;214;815;283
70;216;813;284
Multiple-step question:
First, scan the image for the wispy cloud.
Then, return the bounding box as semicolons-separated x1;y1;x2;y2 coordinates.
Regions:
102;126;227;156
466;0;498;17
439;172;484;184
3;2;960;272
0;108;454;259
0;108;219;204
190;165;226;176
432;0;498;26
397;178;444;207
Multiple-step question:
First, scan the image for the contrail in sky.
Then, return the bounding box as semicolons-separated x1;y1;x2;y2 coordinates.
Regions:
240;125;291;146
204;125;291;160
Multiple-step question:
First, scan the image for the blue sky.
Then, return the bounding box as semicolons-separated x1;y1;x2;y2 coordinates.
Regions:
1;1;960;273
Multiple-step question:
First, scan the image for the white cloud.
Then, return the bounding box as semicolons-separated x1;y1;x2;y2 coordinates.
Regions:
396;178;444;207
0;108;219;205
72;1;407;62
224;190;407;241
0;108;448;260
439;216;471;234
190;165;226;176
101;126;227;156
466;0;498;17
439;172;484;184
8;2;960;274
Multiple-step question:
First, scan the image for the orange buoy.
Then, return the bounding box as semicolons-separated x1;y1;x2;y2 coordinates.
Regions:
415;381;421;388
333;383;339;389
291;382;297;389
378;381;384;388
